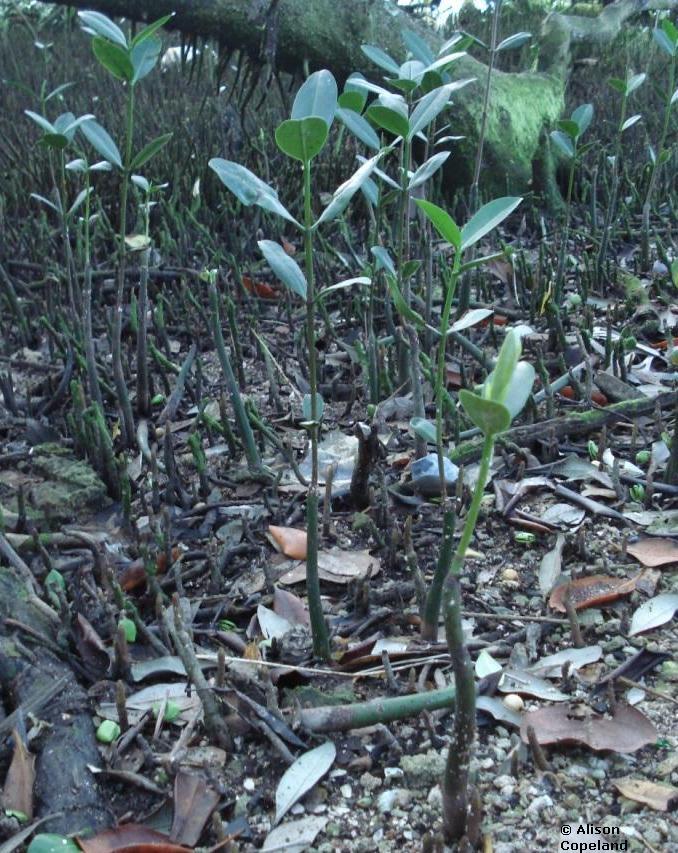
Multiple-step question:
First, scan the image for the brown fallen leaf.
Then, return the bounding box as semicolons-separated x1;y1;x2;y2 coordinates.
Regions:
613;777;678;811
626;537;678;567
77;823;189;853
267;525;307;560
2;729;35;819
242;274;278;299
119;547;181;592
274;586;310;627
170;771;220;847
548;574;639;612
521;703;656;753
278;548;379;585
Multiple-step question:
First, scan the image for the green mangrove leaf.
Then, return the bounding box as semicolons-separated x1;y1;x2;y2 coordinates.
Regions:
408;151;450;190
336;108;380;150
30;193;59;213
402;259;422;281
68;187;93;217
344;76;393;98
461;196;522;251
410;417;436;444
318;276;371;299
403;29;435;65
315;150;383;227
390;59;426;93
653;24;677;57
423;51;466;75
484;327;521;404
459;390;510;436
78;10;128;48
385;274;424;328
131;174;150;192
259;239;307;300
58;113;95;140
361;43;401;75
366;105;409;139
621;115;641;132
414;199;461;250
66;158;88;172
130;132;172;170
407;86;451;141
626;73;646;95
131;13;174;47
25;110;56;134
571;103;593;137
608;78;626;95
292;69;337;128
275;117;329;162
371;246;396;275
44;82;75;103
420;70;444;94
365;158;400;190
362;177;379;205
338;91;365;113
550;130;574;159
558;119;580;141
662;18;678;45
496;31;531;52
501;361;536;419
208;158;300;226
81;119;122;168
130;34;162;84
92;36;133;81
40;133;69;150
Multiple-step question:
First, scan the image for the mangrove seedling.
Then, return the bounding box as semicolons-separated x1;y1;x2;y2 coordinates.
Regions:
450;328;534;842
77;10;173;446
210;70;382;660
550;103;594;303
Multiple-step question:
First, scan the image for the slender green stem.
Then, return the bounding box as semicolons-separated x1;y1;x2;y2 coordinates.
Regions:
58;151;79;322
303;159;330;661
440;430;494;842
420;255;462;641
597;91;628;285
641;51;676;270
136;247;150;416
470;0;502;214
209;282;261;471
396;135;412;387
555;152;576;303
449;433;494;577
112;86;136;447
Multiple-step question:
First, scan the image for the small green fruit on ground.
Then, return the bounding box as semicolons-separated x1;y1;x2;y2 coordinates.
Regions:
96;719;121;743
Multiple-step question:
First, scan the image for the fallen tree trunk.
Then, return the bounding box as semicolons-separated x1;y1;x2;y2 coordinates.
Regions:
32;0;677;198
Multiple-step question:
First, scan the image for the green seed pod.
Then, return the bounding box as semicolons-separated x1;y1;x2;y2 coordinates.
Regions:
96;720;121;744
118;618;137;643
